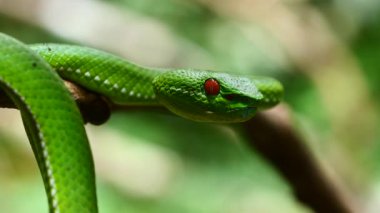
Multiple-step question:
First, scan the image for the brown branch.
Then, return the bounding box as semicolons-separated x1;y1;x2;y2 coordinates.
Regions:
0;81;112;125
0;80;168;125
0;82;359;212
242;106;359;213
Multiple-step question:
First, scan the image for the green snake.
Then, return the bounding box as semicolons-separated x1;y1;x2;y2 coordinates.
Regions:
0;33;283;212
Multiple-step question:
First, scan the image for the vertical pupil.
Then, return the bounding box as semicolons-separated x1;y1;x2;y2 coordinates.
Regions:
204;78;220;95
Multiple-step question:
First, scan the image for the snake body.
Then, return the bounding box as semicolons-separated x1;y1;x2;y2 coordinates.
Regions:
0;34;97;212
0;33;283;212
31;43;283;122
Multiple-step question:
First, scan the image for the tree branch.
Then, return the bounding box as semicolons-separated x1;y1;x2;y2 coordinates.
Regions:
243;106;359;213
0;81;112;125
0;82;358;212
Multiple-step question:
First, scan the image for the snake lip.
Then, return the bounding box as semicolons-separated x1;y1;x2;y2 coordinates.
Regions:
227;106;256;113
246;106;258;114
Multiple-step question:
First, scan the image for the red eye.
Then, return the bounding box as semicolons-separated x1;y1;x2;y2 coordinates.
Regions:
204;78;220;96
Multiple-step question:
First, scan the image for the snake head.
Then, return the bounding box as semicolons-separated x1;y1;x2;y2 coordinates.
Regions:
153;69;274;123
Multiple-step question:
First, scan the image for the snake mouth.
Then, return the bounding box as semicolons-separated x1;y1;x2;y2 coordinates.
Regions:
242;106;257;119
226;106;257;120
227;106;256;112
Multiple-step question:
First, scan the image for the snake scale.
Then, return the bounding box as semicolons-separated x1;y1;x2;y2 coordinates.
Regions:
0;33;283;212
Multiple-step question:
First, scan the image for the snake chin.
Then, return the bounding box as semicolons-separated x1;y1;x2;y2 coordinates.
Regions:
226;106;257;121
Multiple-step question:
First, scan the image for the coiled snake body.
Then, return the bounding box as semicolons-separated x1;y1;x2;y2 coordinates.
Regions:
0;33;283;212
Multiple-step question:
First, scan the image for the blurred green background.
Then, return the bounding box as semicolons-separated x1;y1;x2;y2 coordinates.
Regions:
0;0;379;212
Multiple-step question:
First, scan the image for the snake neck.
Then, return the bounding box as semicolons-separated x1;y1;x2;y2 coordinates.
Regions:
30;44;163;105
57;64;163;106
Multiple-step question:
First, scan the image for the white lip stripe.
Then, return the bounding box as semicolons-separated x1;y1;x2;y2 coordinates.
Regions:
8;87;59;210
